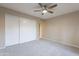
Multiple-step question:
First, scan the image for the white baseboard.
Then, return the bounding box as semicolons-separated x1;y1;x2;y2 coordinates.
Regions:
42;38;79;49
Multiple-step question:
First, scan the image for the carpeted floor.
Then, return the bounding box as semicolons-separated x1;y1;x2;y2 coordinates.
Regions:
0;39;79;56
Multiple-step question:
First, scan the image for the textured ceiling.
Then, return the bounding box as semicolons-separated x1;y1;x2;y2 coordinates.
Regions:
0;3;79;19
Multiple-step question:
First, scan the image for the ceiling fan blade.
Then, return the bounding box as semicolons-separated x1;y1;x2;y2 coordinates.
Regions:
34;10;41;12
42;13;44;15
48;4;57;9
48;11;53;13
44;5;47;9
39;3;42;8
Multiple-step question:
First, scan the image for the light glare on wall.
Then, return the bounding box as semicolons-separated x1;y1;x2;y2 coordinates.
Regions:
23;20;26;23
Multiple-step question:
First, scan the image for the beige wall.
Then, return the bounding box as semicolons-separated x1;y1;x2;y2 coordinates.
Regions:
42;11;79;48
0;8;5;48
39;20;47;38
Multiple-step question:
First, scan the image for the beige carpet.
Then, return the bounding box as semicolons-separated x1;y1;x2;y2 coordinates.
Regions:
0;39;79;56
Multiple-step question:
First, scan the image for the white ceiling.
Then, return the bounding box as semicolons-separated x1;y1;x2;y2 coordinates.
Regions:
0;3;79;19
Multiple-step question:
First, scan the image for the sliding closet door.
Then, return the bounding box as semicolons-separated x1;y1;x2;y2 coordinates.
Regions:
5;13;19;46
20;17;37;43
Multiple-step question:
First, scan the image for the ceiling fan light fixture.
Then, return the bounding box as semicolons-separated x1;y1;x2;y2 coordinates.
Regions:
42;9;47;14
34;3;58;15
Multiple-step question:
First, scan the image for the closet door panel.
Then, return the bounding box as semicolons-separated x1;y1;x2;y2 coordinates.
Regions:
20;17;37;43
5;13;19;46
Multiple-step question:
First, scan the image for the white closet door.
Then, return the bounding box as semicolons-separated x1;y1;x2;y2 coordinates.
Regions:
5;13;19;46
20;17;37;43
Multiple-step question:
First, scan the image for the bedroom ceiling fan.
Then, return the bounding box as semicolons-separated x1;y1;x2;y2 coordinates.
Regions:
34;3;57;15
